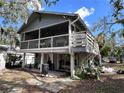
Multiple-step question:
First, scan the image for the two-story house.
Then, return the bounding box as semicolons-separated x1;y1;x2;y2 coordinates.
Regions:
18;11;100;77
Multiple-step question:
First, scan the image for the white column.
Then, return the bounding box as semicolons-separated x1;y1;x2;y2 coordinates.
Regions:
70;52;75;77
69;20;75;77
40;53;44;73
50;53;54;70
69;20;72;53
22;53;26;68
50;53;53;63
51;37;53;47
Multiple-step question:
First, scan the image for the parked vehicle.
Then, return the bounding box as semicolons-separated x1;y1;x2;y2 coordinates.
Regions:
109;57;117;63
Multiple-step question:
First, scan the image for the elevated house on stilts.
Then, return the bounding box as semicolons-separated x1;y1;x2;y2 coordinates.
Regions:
18;11;100;77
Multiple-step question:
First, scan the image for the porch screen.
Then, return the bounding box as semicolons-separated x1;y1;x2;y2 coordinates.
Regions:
25;30;39;40
40;22;68;38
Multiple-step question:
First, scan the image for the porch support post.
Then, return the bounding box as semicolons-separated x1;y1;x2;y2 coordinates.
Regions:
70;52;75;78
22;53;26;68
69;20;72;53
50;53;53;63
40;53;44;73
69;17;75;77
50;53;54;70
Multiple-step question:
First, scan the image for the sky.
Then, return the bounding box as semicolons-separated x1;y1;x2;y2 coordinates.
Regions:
28;0;115;36
38;0;113;36
0;0;115;35
42;0;112;27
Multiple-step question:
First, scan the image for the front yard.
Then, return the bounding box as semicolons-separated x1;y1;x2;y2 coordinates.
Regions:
0;63;124;93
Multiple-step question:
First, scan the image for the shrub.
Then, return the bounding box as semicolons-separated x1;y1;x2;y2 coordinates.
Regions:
76;61;101;80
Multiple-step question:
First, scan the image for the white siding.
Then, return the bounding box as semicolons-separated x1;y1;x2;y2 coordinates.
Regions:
0;52;6;70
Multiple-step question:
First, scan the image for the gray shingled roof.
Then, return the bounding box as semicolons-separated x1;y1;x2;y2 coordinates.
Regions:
18;11;91;35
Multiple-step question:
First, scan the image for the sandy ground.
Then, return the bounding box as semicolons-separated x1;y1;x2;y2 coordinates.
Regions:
0;64;124;93
0;68;79;93
59;63;124;93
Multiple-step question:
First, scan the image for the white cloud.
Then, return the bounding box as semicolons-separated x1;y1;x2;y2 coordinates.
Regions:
75;7;95;27
27;0;42;11
41;7;45;10
76;7;95;19
84;21;90;27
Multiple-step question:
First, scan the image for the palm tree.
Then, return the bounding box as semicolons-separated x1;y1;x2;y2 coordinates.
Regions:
96;32;105;49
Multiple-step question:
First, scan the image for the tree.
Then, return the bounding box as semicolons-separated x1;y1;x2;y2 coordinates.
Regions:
0;0;59;25
110;0;124;25
93;0;124;57
100;44;111;57
0;0;59;47
0;27;19;48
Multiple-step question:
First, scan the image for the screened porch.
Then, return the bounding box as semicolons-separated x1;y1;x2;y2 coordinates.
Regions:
20;21;69;49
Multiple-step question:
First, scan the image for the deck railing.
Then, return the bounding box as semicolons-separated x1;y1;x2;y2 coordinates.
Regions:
71;31;99;54
71;32;86;47
21;34;69;49
20;31;99;54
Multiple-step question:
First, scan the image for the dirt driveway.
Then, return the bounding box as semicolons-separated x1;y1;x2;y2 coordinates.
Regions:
0;65;124;93
0;69;79;93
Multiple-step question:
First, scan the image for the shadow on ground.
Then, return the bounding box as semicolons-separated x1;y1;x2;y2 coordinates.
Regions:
0;68;74;93
0;69;53;93
59;76;124;93
0;68;124;93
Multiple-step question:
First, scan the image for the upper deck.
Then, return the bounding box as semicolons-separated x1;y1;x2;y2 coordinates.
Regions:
19;11;99;55
20;22;99;55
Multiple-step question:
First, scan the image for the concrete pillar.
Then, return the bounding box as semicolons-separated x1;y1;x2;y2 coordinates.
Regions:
40;53;44;73
70;52;75;77
22;53;26;68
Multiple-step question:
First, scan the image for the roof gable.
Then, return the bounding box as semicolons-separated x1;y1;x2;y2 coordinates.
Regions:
18;11;78;33
18;11;91;34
